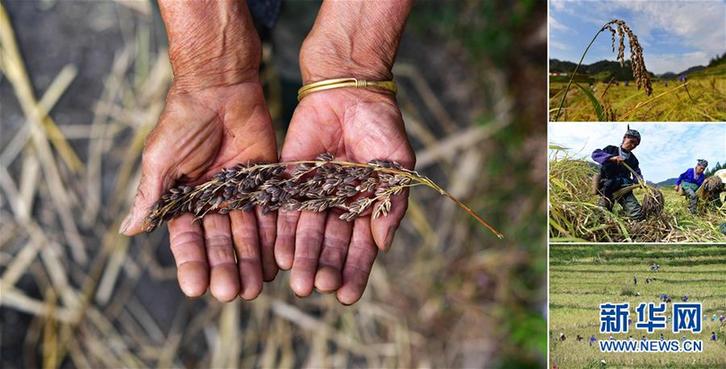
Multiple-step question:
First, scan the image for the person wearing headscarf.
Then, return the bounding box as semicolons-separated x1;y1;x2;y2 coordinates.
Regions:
675;159;708;214
591;126;644;220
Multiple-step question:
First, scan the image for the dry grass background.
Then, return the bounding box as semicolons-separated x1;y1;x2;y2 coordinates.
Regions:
0;1;546;368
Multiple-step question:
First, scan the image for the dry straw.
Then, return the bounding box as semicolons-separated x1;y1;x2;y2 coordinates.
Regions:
553;18;653;121
548;147;724;243
614;161;664;217
697;175;724;201
612;183;664;217
144;153;504;239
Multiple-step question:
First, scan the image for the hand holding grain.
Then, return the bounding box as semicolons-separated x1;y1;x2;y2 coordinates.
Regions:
120;0;416;305
277;89;415;304
120;82;277;302
120;0;278;302
275;0;414;304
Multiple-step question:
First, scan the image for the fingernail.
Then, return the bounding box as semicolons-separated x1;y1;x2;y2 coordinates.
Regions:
119;212;132;235
383;226;395;252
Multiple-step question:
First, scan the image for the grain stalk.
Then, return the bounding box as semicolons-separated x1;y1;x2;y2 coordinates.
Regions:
553;19;652;121
144;153;504;239
619;82;689;119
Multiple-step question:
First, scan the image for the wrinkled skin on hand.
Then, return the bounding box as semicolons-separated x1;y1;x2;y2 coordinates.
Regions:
275;88;415;305
120;81;279;302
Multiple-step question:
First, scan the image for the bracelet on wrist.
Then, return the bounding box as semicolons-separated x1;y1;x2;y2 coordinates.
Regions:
297;77;397;101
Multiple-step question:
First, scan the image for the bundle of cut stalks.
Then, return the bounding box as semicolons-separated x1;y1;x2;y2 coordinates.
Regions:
620;161;663;216
641;186;664;216
548;157;667;242
548;149;724;242
697;175;724;201
145;153;503;238
612;183;664;217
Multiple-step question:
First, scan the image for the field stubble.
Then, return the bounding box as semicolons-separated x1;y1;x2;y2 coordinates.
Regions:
549;78;726;121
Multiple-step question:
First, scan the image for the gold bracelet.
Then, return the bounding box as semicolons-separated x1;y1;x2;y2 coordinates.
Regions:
297;77;397;101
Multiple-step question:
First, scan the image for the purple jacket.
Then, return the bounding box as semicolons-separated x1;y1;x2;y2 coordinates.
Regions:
591;145;642;180
675;168;705;187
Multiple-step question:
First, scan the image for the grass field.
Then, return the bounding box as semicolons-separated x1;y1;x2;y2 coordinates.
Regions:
550;244;726;369
549;78;726;121
549;155;726;243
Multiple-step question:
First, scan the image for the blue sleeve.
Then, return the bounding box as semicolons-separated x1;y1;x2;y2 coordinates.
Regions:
696;174;705;187
675;169;690;185
591;149;614;165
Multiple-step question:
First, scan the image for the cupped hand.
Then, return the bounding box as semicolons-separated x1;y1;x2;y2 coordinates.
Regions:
275;89;415;305
120;81;278;302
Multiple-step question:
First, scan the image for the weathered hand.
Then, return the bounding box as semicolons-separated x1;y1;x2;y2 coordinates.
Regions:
118;0;278;302
275;89;414;304
120;82;278;302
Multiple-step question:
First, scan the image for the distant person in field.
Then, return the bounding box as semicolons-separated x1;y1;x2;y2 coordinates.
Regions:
674;159;707;214
591;127;644;220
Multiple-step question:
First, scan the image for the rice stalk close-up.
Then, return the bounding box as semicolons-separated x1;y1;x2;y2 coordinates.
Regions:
552;19;652;122
144;153;503;239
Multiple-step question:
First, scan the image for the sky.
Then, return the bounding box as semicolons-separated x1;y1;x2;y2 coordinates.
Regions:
549;123;726;182
549;0;726;74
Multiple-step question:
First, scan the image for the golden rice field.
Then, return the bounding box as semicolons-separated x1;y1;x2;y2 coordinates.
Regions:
549;78;726;121
550;244;726;369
